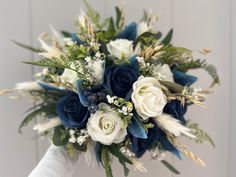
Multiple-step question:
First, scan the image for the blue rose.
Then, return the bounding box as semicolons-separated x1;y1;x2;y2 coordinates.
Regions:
116;22;137;41
103;57;139;99
130;119;181;158
172;69;197;86
70;33;85;45
56;91;89;128
130;119;160;158
163;100;187;123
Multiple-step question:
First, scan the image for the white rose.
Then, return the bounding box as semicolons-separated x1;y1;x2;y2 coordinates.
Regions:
87;59;105;85
60;68;78;86
60;61;82;86
87;103;127;145
106;39;133;60
131;76;167;120
153;64;174;82
137;21;151;36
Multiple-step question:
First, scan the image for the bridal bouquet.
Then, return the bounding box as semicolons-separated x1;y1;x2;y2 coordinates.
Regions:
1;1;219;176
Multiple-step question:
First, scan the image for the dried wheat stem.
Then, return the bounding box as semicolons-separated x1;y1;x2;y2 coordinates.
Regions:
50;75;76;92
200;84;218;94
0;89;13;96
168;136;206;167
181;147;206;167
118;3;125;30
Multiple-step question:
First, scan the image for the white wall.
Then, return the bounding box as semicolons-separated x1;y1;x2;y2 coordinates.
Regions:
0;0;233;177
229;0;236;177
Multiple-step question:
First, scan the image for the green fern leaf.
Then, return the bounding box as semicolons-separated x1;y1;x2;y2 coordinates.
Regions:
160;46;192;65
160;46;219;86
23;57;70;70
177;59;220;85
18;103;56;133
187;123;215;148
83;0;108;29
201;61;220;85
28;89;65;102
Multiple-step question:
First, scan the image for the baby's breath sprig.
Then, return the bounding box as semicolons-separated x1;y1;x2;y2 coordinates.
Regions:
107;81;155;133
106;95;133;115
137;57;155;76
68;128;90;146
106;95;134;128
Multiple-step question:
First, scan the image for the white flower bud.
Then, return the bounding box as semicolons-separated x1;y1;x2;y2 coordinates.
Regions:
107;39;134;60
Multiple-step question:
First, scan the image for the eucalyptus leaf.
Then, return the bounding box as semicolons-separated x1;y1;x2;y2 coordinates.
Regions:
161;29;173;45
115;6;122;28
52;126;68;146
161;160;180;175
61;30;71;38
159;80;184;93
120;159;130;177
107;17;116;36
13;40;43;53
96;18;116;42
109;145;131;176
109;145;132;164
101;145;113;177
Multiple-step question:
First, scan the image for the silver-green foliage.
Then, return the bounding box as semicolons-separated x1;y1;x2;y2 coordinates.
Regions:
188;123;215;148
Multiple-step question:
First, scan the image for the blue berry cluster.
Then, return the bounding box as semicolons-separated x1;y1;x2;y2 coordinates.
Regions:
84;90;107;114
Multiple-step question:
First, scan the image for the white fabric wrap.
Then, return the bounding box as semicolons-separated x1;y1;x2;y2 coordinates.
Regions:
28;145;79;177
